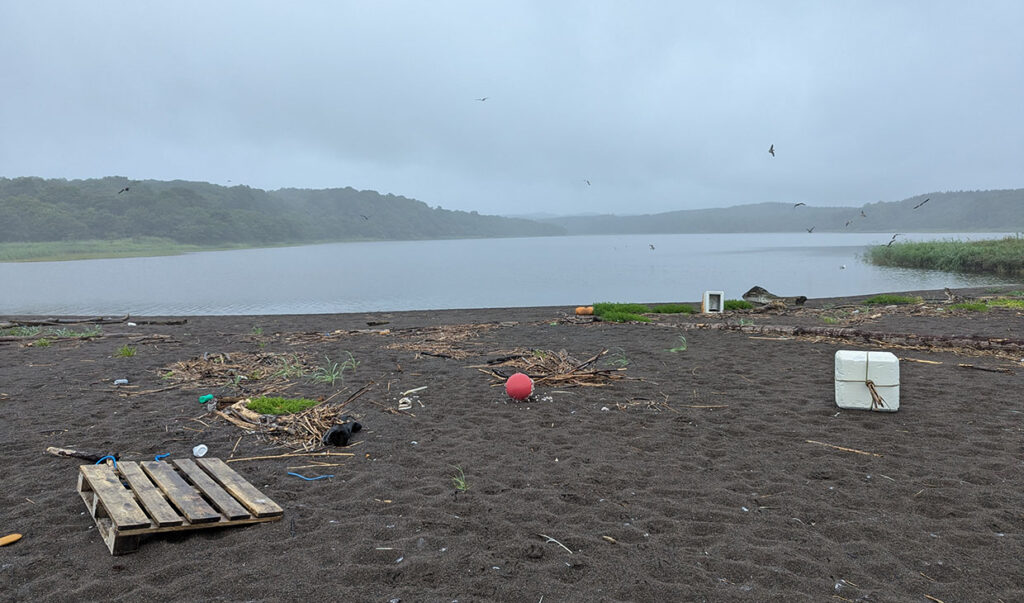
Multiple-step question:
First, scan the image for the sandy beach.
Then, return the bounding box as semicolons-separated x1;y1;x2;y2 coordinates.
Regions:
1;286;1023;602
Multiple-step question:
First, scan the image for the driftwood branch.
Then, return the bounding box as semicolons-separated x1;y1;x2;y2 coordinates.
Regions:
1;315;129;328
673;322;1024;353
46;446;112;462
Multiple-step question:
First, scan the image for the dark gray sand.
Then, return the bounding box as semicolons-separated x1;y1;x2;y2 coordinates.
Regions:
2;286;1022;601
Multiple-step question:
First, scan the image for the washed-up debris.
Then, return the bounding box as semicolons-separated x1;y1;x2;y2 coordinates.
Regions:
214;384;372;450
477;349;633;388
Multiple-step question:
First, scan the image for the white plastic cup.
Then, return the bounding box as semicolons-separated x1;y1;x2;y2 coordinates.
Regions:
192;444;209;457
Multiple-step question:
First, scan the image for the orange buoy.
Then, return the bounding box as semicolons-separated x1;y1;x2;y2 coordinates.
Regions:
575;306;594;316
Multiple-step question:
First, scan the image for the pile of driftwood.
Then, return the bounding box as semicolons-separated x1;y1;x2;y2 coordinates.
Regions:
385;323;505;360
214;386;370;450
162;351;313;393
478;348;631;388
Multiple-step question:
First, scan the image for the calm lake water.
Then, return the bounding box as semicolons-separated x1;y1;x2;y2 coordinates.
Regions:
0;233;1016;316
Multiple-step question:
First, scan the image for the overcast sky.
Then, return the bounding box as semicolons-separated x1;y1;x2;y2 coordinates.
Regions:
2;2;1022;216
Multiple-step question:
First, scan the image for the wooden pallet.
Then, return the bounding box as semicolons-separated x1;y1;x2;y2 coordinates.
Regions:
77;457;283;554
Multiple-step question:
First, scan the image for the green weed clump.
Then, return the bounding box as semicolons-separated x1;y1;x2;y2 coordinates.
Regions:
310;352;359;386
451;466;470;492
862;294;920;305
650;304;696;314
246;396;321;415
116;345;137;357
988;298;1024;309
950;302;989;312
724;299;754;311
593;302;652;323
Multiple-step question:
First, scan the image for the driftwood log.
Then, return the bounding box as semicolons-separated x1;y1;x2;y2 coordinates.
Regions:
0;315;130;329
45;446;113;462
742;285;807;307
675;322;1024;354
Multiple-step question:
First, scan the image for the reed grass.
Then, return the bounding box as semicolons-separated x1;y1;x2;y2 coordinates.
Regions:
866;236;1024;277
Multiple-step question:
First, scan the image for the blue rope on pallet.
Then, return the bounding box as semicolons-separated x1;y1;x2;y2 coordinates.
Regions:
95;455;117;469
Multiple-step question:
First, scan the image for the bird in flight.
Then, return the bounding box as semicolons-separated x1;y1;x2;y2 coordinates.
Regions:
649;244;655;250
585;179;591;186
793;202;805;207
887;233;901;247
360;215;370;220
475;97;488;102
768;144;775;157
913;198;930;209
845;220;853;227
860;210;867;218
117;187;129;194
806;226;815;233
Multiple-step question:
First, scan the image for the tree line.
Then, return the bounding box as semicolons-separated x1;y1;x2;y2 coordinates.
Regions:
0;177;564;244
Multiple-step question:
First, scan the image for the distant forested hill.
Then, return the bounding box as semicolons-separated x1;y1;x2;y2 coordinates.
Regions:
0;177;565;244
541;190;1024;234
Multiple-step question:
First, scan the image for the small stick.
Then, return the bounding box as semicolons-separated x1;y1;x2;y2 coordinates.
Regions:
958;363;1014;374
682;404;728;409
538;533;573;554
924;595;946;603
226;451;355;463
902;358;942;365
806;440;883;457
230;435;243;456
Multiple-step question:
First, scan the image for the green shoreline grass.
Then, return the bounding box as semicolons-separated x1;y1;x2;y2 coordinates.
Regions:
866;236;1024;277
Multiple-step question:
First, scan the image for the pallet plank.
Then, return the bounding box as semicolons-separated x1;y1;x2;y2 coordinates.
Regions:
141;461;221;523
196;457;284;517
173;459;250;520
78;465;151;529
117;461;184;527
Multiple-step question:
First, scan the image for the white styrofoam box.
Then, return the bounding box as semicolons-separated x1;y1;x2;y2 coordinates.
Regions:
702;291;724;313
835;350;900;412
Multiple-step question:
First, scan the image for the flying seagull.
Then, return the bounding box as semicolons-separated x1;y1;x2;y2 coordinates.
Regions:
860;210;867;218
806;226;815;233
585;179;591;186
845;220;853;227
793;202;805;207
913;198;930;209
475;97;488;102
117;187;129;194
649;244;655;250
360;215;370;220
887;233;901;247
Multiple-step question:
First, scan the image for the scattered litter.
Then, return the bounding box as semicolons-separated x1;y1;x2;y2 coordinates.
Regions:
113;379;129;386
288;472;333;481
154;453;170;461
397;397;413;410
322;417;362;447
126;322;137;327
198;394;215;405
192;444;208;457
401;386;428;395
601;406;609;411
395;556;404;564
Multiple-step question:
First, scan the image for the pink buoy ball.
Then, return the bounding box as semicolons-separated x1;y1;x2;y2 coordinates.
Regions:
505;372;533;400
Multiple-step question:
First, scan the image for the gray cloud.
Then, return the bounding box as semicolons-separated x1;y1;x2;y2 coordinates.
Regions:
2;1;1021;215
